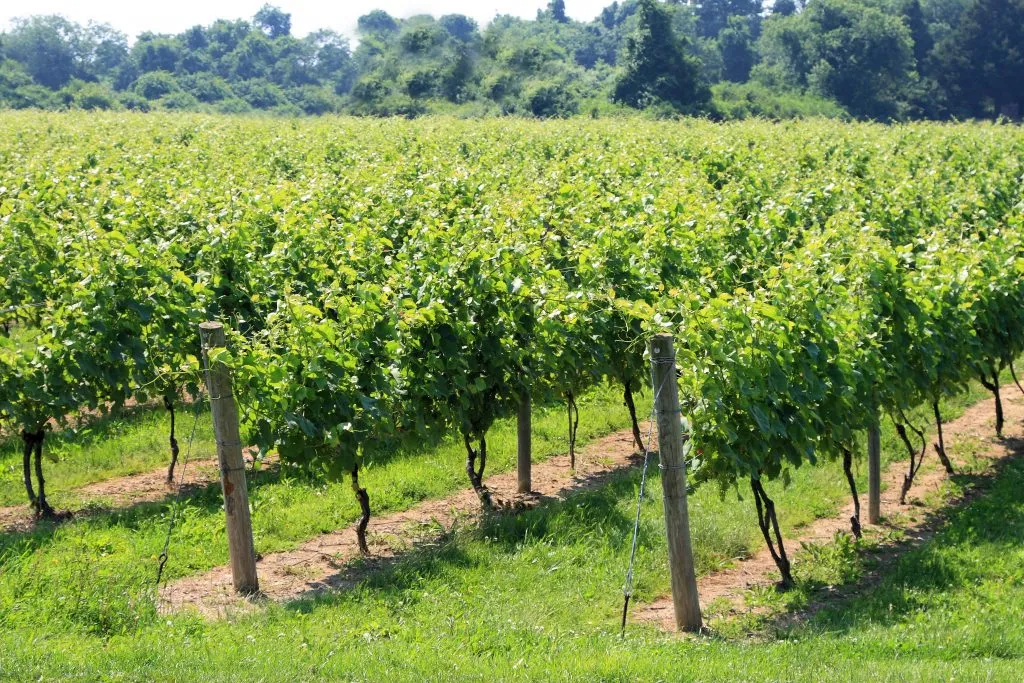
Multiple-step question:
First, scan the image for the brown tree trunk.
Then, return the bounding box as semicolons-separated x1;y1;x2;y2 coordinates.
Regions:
566;392;580;469
895;421;926;505
463;431;493;510
351;463;371;555
993;373;1004;439
1010;363;1024;396
751;477;793;588
932;400;954;475
165;396;180;486
623;380;645;453
33;433;55;519
842;448;861;538
22;432;37;508
979;370;1004;438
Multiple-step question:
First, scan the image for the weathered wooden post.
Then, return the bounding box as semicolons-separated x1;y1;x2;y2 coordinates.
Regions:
517;389;531;493
868;419;881;525
200;321;259;594
649;333;702;632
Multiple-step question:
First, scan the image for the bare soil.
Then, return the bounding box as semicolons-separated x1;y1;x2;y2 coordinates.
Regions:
0;449;266;533
0;393;206;532
634;387;1024;632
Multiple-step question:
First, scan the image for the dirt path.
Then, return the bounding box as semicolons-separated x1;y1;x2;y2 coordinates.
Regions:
0;459;219;533
634;387;1024;631
160;426;647;617
0;450;267;533
0;395;211;533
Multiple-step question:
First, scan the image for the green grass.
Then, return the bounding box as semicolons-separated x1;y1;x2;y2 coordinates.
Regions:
0;395;1020;680
0;378;1018;680
0;382;636;510
0;384;644;629
0;404;217;507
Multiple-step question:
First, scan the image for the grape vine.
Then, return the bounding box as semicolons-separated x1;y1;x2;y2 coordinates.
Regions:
1;114;1022;590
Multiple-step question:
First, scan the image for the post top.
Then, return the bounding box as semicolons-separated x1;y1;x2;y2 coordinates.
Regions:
199;321;224;331
649;333;675;358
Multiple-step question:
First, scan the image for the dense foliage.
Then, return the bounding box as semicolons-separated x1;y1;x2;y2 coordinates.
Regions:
1;113;1022;571
1;0;1021;120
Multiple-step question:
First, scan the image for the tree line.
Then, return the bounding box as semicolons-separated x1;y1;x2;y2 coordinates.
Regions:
0;0;1020;120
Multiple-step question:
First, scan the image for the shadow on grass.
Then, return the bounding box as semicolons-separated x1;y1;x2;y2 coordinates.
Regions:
356;390;627;474
1;389;633;566
281;463;649;615
0;396;196;458
0;462;286;561
1;386;627;534
769;436;1024;636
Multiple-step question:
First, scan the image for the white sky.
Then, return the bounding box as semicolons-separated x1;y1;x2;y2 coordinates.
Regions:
1;1;612;41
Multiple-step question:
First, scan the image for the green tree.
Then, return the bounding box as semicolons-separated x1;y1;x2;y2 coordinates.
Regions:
440;45;475;102
205;19;251;60
399;23;445;55
233;77;287;108
4;16;81;88
698;0;762;37
131;33;181;73
901;0;933;68
932;0;1024;118
179;72;234;102
270;36;317;87
228;33;275;80
286;85;339;114
134;70;179;99
719;15;757;81
61;79;119;110
773;0;799;16
83;23;128;79
254;5;291;39
599;0;639;28
527;82;578;116
358;11;399;36
439;14;479;42
304;30;356;93
0;59;56;107
756;0;915;119
548;0;570;23
613;0;710;111
182;25;208;51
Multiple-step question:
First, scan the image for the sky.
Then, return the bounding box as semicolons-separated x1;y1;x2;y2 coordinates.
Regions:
0;1;612;42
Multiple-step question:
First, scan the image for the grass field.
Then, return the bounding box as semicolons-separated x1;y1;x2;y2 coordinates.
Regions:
0;373;1020;680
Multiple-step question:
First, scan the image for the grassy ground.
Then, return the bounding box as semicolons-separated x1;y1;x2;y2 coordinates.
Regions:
0;404;217;507
0;384;642;627
0;379;1019;680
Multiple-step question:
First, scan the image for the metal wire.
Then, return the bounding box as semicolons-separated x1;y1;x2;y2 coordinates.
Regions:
620;353;677;637
155;389;204;587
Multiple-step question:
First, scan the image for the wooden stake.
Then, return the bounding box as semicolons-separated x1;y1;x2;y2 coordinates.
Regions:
200;322;259;595
517;389;531;493
649;334;702;632
868;420;881;525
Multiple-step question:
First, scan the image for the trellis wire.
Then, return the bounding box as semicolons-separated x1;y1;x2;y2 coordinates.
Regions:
620;354;676;637
155;386;204;587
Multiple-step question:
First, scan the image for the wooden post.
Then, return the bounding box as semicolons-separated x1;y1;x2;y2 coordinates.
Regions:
649;334;702;632
517;389;531;493
868;420;881;525
200;322;259;595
